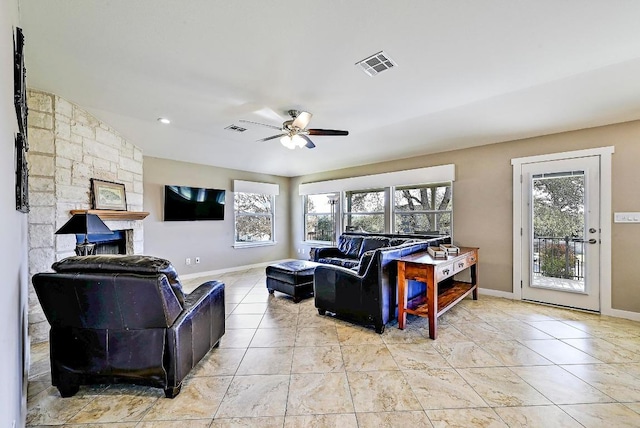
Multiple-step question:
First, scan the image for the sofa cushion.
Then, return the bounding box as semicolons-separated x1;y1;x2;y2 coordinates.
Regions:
359;237;390;257
52;255;186;305
337;235;363;259
317;257;360;269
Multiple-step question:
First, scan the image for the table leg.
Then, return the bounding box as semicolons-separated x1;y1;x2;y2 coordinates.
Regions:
427;274;437;339
398;261;407;330
471;263;478;300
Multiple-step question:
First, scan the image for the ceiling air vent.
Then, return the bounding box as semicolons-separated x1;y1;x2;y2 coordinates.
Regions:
356;51;397;76
225;124;247;133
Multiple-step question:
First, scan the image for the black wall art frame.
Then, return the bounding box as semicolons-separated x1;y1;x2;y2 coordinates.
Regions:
15;134;28;212
14;27;29;213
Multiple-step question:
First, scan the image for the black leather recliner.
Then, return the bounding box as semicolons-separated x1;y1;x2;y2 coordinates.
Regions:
32;255;225;398
314;237;449;333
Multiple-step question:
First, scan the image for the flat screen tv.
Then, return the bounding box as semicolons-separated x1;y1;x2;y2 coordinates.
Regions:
164;185;225;221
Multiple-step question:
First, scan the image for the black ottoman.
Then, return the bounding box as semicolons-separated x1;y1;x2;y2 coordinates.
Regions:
266;260;321;303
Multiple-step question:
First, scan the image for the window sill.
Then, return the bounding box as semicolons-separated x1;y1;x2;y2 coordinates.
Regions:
305;240;333;246
234;241;277;249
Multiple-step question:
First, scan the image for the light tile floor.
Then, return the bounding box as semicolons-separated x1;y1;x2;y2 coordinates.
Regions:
27;267;640;427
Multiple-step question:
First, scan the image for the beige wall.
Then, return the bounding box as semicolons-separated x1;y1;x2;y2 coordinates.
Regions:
292;120;640;314
1;1;28;426
143;156;292;275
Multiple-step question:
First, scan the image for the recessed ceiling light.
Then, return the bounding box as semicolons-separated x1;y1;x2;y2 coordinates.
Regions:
157;117;171;124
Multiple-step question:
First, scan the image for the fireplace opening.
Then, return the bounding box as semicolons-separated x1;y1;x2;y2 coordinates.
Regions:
78;230;127;255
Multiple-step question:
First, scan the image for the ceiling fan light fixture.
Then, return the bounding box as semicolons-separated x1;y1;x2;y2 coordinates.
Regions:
280;135;296;150
243;109;347;149
291;134;306;148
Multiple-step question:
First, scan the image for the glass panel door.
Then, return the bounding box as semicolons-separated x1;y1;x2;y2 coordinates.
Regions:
521;156;600;312
531;170;586;292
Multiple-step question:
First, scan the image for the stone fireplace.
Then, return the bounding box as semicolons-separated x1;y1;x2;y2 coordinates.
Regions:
90;230;128;255
26;89;145;346
55;217;144;259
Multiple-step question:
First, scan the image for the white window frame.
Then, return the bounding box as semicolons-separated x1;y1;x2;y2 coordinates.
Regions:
234;192;276;248
392;182;453;236
343;188;386;234
304;193;337;244
233;180;279;249
298;164;457;237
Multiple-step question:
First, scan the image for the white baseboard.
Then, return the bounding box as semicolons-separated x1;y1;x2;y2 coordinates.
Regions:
181;266;640;323
480;288;640;322
179;258;296;280
601;307;640;322
478;288;515;299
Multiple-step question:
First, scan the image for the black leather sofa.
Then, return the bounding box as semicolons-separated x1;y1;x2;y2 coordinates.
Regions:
32;255;225;398
312;233;450;333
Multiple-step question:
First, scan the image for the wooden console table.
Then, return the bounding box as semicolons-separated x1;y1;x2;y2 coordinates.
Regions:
396;247;478;339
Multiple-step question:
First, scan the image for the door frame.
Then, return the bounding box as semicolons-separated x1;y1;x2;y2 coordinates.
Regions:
521;156;600;311
512;146;614;314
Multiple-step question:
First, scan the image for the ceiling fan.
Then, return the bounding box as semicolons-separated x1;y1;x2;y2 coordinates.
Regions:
239;110;348;149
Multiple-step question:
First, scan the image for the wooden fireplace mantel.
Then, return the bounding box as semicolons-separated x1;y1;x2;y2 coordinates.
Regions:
70;209;149;221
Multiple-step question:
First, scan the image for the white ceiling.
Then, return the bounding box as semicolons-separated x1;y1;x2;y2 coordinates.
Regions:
19;1;640;177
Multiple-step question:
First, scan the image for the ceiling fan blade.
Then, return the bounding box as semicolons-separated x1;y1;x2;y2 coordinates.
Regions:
254;107;285;123
299;134;316;149
291;111;312;129
307;129;349;136
257;133;286;142
239;119;282;131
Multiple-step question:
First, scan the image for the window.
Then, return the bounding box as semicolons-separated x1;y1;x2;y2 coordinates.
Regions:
234;192;275;246
298;165;455;238
393;182;452;235
304;193;337;242
343;189;385;234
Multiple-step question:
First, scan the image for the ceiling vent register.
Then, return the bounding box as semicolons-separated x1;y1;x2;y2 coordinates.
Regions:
356;51;397;76
225;124;247;133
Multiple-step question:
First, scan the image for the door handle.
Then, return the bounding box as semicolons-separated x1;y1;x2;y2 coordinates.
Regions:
574;238;597;244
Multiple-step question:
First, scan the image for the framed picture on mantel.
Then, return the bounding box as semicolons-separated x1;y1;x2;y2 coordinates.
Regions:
91;179;127;211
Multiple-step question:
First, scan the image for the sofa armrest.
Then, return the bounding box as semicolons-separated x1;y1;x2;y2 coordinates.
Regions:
183;280;222;307
166;280;225;386
310;246;344;261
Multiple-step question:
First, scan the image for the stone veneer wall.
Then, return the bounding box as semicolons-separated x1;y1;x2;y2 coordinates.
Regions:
27;89;144;345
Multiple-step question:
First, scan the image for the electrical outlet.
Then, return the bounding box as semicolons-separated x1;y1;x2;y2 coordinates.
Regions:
185;258;191;265
195;257;200;264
